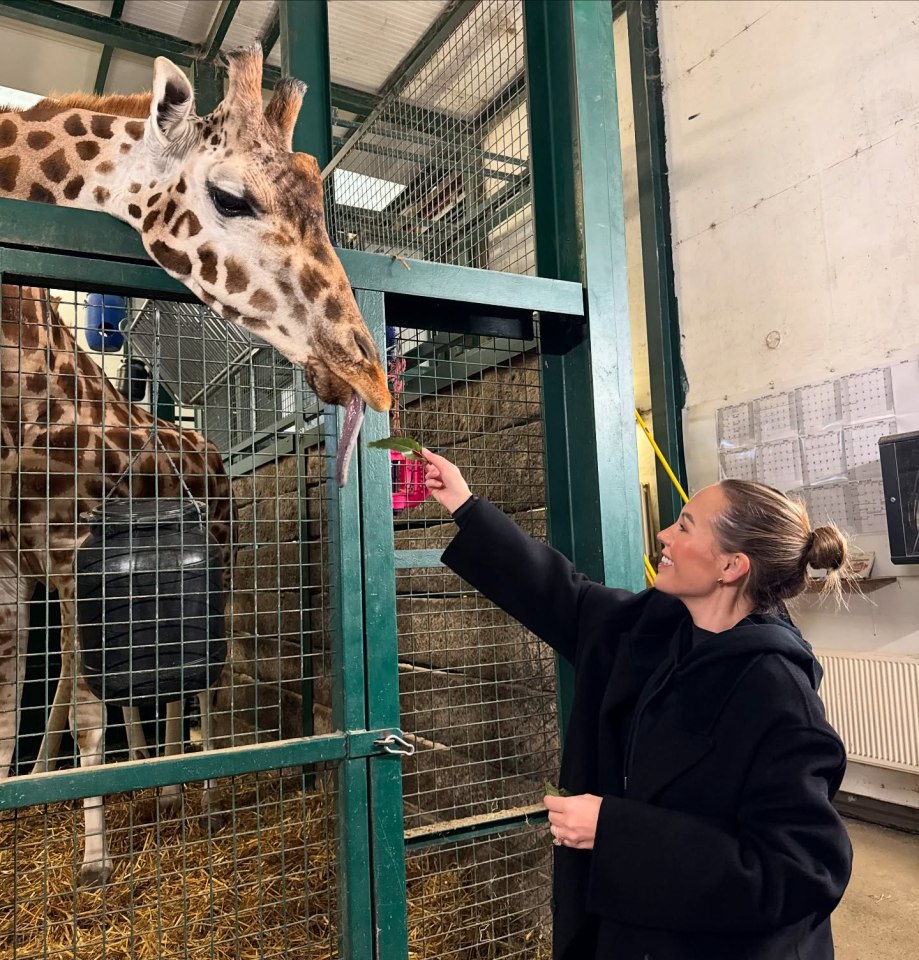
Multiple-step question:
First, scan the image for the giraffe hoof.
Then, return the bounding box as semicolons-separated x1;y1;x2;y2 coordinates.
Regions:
79;859;114;888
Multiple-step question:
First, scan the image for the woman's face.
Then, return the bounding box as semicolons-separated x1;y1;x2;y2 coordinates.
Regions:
655;484;732;599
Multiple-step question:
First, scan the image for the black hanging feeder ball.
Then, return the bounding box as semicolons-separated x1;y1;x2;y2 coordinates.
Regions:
76;498;227;706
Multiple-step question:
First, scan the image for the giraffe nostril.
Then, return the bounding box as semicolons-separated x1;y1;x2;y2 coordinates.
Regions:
353;332;374;363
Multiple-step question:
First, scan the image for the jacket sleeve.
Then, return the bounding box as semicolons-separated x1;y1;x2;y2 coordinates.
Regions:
587;723;852;934
440;498;637;664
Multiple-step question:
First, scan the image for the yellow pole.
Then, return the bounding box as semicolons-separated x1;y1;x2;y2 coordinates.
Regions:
643;554;657;584
634;409;689;504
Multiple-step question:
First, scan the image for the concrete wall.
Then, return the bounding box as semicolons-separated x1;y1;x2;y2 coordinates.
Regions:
658;0;919;805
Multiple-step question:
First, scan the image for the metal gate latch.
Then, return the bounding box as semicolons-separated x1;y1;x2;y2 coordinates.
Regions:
374;733;416;757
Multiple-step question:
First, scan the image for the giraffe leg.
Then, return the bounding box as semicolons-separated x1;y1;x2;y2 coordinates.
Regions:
56;585;112;887
70;673;112;887
157;700;184;819
0;559;30;779
122;706;152;760
32;671;72;774
197;689;227;830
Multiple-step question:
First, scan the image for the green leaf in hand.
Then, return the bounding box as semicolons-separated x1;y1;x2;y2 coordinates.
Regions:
544;781;572;798
367;436;425;459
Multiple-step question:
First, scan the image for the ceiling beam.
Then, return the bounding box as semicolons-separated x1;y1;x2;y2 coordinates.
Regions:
93;0;124;95
260;8;280;58
202;0;241;62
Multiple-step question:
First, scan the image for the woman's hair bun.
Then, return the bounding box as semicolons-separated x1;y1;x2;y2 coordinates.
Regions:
806;525;847;571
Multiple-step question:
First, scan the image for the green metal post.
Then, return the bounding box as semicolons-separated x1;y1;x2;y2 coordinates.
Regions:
356;290;408;960
93;0;124;95
278;0;333;168
627;0;687;528
192;60;224;116
525;0;646;736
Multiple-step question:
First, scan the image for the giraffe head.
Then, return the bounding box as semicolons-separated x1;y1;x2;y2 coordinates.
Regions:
134;48;391;482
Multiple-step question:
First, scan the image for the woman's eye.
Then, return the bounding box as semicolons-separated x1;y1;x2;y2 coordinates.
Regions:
678;522;686;532
209;185;253;218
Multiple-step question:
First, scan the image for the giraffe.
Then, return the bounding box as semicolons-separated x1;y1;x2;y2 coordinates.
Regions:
0;283;234;886
0;45;391;484
0;45;394;885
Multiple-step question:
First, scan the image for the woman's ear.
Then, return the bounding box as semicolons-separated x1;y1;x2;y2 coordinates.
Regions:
721;552;750;585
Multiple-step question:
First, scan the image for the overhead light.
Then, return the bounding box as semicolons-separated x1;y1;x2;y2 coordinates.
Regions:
333;169;406;212
0;85;44;110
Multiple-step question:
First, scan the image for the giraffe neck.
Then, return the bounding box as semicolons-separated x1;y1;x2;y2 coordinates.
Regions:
0;105;161;224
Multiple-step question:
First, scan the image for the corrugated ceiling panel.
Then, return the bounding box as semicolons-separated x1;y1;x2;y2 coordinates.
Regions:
120;0;221;44
221;0;276;54
321;0;449;92
56;0;110;15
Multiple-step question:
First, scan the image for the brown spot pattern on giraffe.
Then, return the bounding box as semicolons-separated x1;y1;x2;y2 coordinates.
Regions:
172;210;202;237
147;192;162;207
63;176;84;201
324;296;343;322
150;240;191;276
300;266;330;301
119;143;132;154
0;119;17;147
93;186;110;205
129;182;141;193
0;156;20;192
21;104;67;122
29;183;56;204
142;209;160;231
198;245;218;284
176;177;187;193
90;115;115;139
163;199;177;224
125;120;144;140
128;203;141;219
96;161;115;175
225;257;249;294
25;130;53;150
75;140;100;161
40;149;70;183
249;289;277;312
63;114;87;137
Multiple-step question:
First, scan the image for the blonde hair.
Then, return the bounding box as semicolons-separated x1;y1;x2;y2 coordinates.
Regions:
712;480;849;611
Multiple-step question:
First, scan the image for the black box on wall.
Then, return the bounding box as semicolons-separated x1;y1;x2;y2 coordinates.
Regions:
879;430;919;565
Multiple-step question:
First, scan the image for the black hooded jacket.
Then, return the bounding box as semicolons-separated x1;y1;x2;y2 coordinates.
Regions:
442;498;853;960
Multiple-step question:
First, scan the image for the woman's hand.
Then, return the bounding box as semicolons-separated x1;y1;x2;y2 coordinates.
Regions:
422;448;473;514
544;793;603;850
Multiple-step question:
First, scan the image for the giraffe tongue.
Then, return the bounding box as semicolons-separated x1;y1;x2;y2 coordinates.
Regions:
336;393;366;487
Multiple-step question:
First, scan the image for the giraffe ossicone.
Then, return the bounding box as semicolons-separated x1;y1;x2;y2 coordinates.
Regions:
0;44;391;485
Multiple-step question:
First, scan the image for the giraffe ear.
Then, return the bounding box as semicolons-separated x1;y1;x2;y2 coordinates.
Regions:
264;77;307;151
150;57;196;146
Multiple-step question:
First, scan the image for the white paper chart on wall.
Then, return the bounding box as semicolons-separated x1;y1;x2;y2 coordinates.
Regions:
716;361;919;536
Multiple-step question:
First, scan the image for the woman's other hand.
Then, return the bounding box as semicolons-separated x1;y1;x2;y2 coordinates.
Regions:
422;448;472;514
544;793;603;850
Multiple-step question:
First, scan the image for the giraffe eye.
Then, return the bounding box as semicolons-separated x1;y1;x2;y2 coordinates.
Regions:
209;184;254;218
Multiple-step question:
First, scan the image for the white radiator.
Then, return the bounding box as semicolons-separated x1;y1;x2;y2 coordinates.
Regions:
817;652;919;774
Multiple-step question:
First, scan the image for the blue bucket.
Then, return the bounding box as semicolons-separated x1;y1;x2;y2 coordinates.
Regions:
84;293;126;352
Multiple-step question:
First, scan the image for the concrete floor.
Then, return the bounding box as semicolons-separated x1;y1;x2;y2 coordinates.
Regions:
833;818;919;959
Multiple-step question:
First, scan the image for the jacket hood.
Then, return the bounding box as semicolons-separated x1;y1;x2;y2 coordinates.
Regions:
676;612;824;691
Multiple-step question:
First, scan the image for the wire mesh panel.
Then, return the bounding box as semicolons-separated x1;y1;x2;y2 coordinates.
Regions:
388;320;558;956
326;0;534;275
0;770;340;959
406;827;552;959
0;279;344;956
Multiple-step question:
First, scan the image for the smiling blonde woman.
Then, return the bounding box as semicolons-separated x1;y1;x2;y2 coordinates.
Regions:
423;450;853;960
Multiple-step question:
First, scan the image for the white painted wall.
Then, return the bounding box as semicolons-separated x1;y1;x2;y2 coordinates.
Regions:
658;0;919;804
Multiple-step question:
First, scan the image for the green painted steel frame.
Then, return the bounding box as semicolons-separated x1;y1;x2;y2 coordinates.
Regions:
626;0;687;529
525;0;646;740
